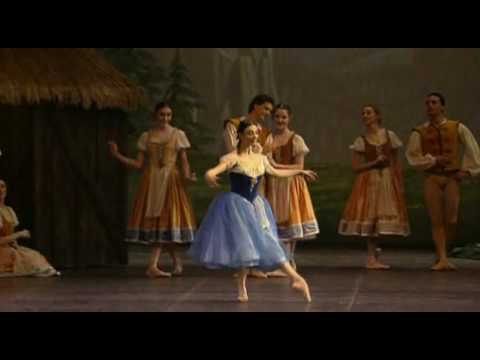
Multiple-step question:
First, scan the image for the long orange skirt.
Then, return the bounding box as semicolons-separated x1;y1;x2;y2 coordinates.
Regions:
338;168;410;237
0;244;58;277
126;167;196;245
267;175;319;241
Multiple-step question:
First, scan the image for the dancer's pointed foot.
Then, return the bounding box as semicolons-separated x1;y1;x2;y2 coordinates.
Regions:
292;277;312;303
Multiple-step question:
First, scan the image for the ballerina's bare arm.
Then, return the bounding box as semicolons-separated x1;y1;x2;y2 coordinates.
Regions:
204;157;234;188
269;154;305;170
108;141;145;170
264;156;317;181
266;136;306;170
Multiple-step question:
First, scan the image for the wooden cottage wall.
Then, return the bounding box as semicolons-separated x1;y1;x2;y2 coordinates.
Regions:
0;105;35;248
32;105;129;268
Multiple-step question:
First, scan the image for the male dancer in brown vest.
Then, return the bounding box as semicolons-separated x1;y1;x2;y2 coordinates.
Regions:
406;93;480;271
223;94;275;154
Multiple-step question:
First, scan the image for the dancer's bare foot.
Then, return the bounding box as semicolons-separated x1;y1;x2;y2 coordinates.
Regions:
146;267;172;278
431;261;457;272
366;260;391;270
292;277;312;303
431;262;448;271
250;270;269;279
267;270;288;278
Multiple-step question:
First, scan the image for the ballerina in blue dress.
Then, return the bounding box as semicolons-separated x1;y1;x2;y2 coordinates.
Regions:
189;121;317;303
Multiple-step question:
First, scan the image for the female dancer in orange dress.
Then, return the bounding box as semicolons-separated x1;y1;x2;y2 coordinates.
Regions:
339;105;410;269
0;179;59;278
109;102;197;278
264;104;319;270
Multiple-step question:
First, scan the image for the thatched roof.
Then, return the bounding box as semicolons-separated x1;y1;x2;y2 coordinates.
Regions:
0;48;146;111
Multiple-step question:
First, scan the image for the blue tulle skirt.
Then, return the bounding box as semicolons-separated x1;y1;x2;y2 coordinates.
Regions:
188;192;289;270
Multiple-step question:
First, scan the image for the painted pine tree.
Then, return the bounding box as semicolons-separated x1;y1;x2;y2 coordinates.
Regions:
99;48;168;132
164;49;214;151
100;48;214;151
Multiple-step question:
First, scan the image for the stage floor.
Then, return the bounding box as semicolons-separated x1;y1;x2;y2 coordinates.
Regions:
1;248;479;312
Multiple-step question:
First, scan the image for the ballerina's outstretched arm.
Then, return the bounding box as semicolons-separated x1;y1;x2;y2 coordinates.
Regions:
267;153;305;170
263;156;317;181
204;160;233;188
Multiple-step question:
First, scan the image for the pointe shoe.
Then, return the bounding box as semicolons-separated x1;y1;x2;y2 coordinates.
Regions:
292;278;312;303
237;286;249;303
250;270;269;279
146;268;172;278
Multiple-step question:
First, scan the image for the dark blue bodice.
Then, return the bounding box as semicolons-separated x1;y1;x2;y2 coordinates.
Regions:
229;172;263;203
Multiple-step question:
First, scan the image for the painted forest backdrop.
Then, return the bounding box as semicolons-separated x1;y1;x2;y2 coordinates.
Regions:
100;48;480;254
